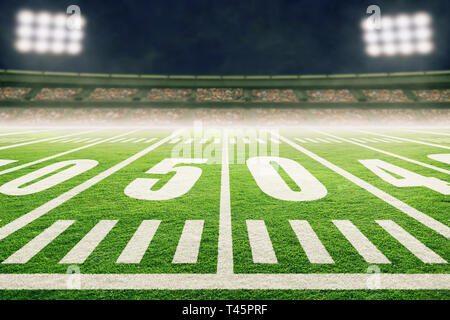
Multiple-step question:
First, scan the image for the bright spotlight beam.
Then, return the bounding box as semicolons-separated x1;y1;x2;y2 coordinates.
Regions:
362;12;433;57
14;9;85;55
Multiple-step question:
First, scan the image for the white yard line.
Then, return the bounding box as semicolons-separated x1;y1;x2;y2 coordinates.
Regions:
132;138;146;143
295;138;307;143
358;130;450;150
315;138;331;143
0;129;99;151
272;132;450;239
314;130;450;175
402;129;450;137
0;130;139;176
170;138;181;144
0;130;41;137
116;220;160;264
60;220;118;264
246;220;277;264
0;273;448;290
305;138;319;143
0;130;183;241
145;138;157;143
333;220;390;264
217;130;233;275
289;220;334;264
3;220;75;264
270;138;280;144
376;220;446;264
172;220;204;264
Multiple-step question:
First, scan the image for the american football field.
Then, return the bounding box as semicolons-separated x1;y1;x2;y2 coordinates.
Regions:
0;127;448;300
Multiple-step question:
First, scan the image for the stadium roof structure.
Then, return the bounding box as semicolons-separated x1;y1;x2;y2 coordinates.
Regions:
0;69;449;108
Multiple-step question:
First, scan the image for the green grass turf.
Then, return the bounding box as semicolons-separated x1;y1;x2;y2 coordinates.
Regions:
0;128;448;300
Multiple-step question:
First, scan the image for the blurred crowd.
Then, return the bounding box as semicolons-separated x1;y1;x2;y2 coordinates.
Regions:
362;89;410;103
196;88;243;102
252;89;298;102
0;87;31;100
413;90;450;102
306;90;356;103
89;88;138;100
1;87;450;104
193;108;245;125
146;88;192;101
34;88;82;101
1;107;447;126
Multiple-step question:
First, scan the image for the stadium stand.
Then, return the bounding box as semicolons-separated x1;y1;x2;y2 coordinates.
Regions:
252;89;298;102
0;69;448;126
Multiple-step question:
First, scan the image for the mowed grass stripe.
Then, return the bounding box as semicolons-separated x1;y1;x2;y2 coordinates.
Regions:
274;132;450;239
0;130;182;241
314;129;450;175
3;220;75;264
0;130;139;176
376;220;447;264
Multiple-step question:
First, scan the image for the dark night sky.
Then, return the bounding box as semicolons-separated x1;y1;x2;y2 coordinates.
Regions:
0;0;448;75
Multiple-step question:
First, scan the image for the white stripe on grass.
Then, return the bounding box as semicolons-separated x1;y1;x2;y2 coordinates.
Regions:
376;220;446;264
0;130;139;176
3;220;75;264
172;220;204;264
0;130;42;137
272;132;450;239
60;220;118;264
246;220;277;264
314;130;450;175
332;220;390;264
0;129;99;151
358;130;450;150
401;129;450;137
117;220;160;264
217;130;233;275
289;220;334;264
0;130;183;241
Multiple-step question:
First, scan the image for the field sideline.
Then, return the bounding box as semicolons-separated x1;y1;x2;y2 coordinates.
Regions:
0;127;448;300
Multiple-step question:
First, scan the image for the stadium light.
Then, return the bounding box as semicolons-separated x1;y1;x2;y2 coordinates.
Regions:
14;9;85;55
362;12;433;57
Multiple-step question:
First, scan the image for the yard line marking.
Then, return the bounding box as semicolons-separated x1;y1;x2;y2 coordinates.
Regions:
121;138;138;143
350;138;367;143
132;138;146;143
242;138;250;144
333;220;390;264
383;138;403;143
60;138;79;143
0;130;40;137
272;132;450;238
72;138;91;143
229;137;236;144
305;138;319;143
359;130;450;150
0;273;449;290
289;220;334;264
60;220;118;264
172;220;204;264
371;138;389;143
217;130;233;274
0;129;98;151
0;130;183;240
295;138;307;143
402;129;450;136
314;130;450;175
359;138;378;143
116;220;160;264
246;220;277;264
0;130;138;176
256;138;266;144
324;138;342;143
84;138;102;143
170;138;181;144
184;138;194;144
200;138;208;144
376;220;447;264
109;138;127;143
3;220;74;264
145;138;157;143
270;138;280;144
214;138;221;144
315;138;331;143
428;154;450;165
